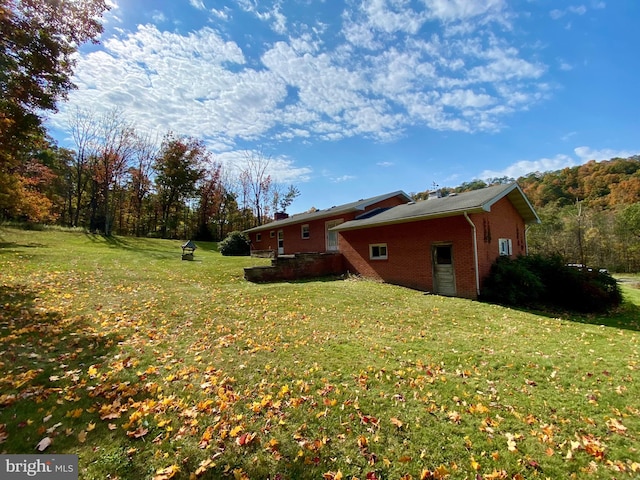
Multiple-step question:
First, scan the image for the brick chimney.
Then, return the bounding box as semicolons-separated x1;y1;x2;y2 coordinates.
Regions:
274;212;289;220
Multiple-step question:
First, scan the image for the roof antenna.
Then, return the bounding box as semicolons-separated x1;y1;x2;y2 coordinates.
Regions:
429;182;440;199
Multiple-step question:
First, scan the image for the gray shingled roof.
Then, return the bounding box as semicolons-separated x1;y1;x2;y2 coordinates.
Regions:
332;183;540;232
244;190;412;233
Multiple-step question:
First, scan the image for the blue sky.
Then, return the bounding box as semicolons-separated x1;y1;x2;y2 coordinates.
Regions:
47;0;639;212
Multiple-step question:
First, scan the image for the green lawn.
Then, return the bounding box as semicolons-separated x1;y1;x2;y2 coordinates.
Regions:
1;227;639;480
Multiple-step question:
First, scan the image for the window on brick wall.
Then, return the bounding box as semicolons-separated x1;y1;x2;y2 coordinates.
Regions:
370;243;388;260
498;238;512;256
256;233;262;242
270;231;275;238
301;224;310;239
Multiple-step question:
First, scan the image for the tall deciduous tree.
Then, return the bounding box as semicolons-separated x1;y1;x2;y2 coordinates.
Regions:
154;134;207;238
0;0;108;169
239;150;273;227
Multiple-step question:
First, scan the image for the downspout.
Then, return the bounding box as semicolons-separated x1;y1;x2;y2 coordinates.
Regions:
464;212;480;297
525;225;531;255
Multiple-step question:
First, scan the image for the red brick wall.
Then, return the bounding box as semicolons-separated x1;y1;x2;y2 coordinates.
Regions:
473;197;527;287
339;215;478;298
248;195;409;254
249;212;354;253
339;199;527;299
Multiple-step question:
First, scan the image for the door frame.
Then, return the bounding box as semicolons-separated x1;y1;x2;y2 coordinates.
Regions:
325;219;343;251
277;230;284;255
432;242;456;296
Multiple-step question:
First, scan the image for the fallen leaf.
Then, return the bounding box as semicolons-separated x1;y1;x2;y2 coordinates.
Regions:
390;417;403;429
126;427;149;439
236;432;256;446
153;464;180;480
35;437;52;451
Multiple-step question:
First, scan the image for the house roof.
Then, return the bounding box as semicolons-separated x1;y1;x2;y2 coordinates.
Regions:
332;182;540;232
244;190;413;233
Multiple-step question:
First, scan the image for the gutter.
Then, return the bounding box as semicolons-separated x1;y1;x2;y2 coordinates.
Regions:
464;212;480;297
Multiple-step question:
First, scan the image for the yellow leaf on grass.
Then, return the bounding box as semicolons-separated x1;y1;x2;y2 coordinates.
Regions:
606;418;627;434
78;431;87;443
390;417;403;429
68;408;83;418
153;464;180;480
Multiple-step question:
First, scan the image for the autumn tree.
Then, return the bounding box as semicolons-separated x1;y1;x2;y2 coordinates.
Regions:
90;110;137;235
238;151;273;227
154;134;207;238
127;133;157;236
0;0;109;213
272;184;301;215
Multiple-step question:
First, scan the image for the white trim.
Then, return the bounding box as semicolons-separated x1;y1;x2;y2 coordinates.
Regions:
369;243;388;260
464;212;480;297
498;238;513;256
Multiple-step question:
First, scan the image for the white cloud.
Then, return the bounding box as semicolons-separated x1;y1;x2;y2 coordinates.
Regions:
189;0;206;11
574;146;640;162
479;146;640;180
440;89;495;108
550;5;588;20
480;155;577;179
333;175;357;183
423;0;506;22
210;8;230;20
214;150;312;184
377;161;394;167
52;2;554;156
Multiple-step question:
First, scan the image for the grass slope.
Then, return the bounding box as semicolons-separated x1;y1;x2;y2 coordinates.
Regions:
1;227;639;479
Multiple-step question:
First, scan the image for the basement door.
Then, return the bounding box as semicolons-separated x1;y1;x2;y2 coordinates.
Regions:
433;244;456;296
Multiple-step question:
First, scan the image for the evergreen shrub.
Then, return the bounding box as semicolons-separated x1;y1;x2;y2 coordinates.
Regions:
219;231;251;256
481;254;622;313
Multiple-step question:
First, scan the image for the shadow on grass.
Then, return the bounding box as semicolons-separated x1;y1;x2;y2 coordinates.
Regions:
0;241;47;256
0;284;124;456
482;296;640;332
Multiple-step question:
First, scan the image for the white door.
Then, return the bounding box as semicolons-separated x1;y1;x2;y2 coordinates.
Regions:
277;230;284;255
325;219;343;251
433;244;456;296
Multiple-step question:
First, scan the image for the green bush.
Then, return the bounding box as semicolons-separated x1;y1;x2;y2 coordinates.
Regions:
481;254;622;313
218;231;250;256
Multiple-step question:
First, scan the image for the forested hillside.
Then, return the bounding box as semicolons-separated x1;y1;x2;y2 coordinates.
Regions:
415;156;640;272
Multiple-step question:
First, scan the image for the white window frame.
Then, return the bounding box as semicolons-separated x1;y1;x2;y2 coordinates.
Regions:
255;233;262;242
270;230;275;238
369;243;388;260
498;238;512;256
301;224;310;239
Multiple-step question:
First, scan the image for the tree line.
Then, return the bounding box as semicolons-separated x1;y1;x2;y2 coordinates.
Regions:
2;107;300;240
415;156;640;273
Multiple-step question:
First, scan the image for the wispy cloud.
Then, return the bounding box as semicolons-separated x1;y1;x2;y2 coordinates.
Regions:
550;5;588;20
479;146;640;180
574;146;639;162
332;175;357;183
53;2;553;157
189;0;206;11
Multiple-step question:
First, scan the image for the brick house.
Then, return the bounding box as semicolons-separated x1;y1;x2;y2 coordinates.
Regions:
244;183;539;299
244;190;412;255
332;183;539;298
